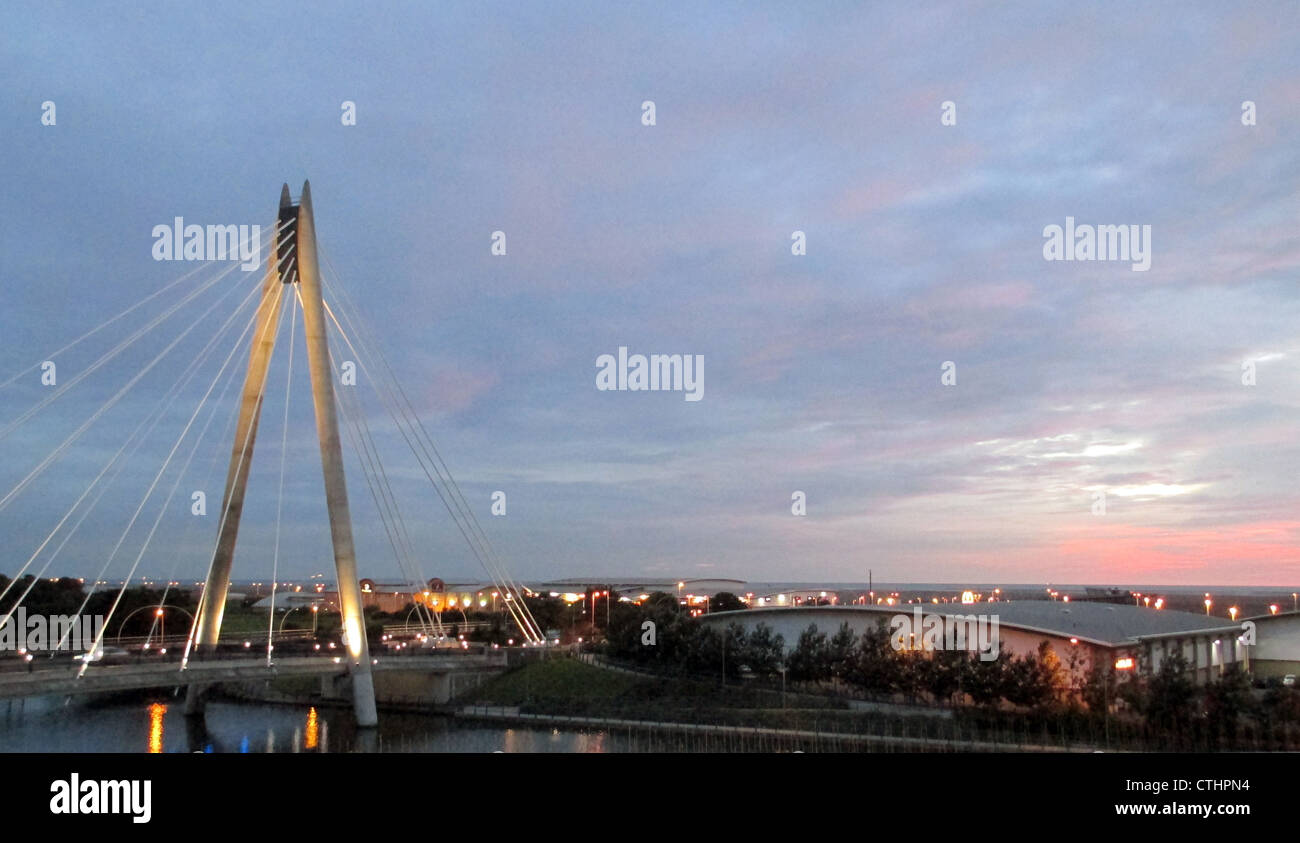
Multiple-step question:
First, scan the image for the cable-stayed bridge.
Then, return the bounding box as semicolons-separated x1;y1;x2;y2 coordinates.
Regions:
0;182;542;725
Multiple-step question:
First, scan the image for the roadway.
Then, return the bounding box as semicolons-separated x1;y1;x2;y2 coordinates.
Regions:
0;651;506;700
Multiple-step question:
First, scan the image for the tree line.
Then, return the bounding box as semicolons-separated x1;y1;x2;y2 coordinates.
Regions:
600;592;1300;748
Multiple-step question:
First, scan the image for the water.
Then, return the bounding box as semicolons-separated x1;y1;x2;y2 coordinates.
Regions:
0;694;623;753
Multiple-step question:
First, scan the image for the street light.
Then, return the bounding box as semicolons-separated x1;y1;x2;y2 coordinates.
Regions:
278;606;302;636
1229;606;1238;621
1204;597;1212;616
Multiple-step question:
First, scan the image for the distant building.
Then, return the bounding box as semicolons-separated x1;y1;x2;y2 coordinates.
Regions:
1075;587;1134;605
702;601;1278;685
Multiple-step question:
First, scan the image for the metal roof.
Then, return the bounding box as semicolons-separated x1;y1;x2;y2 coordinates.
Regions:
721;601;1239;647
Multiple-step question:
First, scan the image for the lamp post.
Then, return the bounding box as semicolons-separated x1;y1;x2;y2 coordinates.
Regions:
278;606;300;636
114;604;194;646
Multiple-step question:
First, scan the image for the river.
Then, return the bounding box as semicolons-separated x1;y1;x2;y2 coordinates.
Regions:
0;693;626;753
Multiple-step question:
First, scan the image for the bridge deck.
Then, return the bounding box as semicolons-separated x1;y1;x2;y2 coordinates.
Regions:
0;653;505;699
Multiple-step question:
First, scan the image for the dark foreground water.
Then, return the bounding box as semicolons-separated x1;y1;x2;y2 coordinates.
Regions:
0;694;625;753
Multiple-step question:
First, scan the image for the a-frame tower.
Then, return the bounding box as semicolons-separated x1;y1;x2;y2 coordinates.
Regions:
187;182;378;726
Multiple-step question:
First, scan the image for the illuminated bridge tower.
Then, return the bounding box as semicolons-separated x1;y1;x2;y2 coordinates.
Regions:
186;182;378;726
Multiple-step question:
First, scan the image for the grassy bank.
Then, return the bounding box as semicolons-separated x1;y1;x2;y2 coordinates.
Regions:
460;659;983;739
462;660;1117;749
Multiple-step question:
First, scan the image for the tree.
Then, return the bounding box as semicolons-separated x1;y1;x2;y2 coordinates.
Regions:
827;623;858;682
685;624;722;674
787;624;831;682
1204;665;1252;747
710;592;746;613
923;648;967;705
1080;654;1118;716
1142;652;1196;735
847;620;902;694
962;644;1011;707
742;622;784;678
1004;642;1066;710
720;622;747;679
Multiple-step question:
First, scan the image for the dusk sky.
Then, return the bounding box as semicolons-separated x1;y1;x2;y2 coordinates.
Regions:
2;2;1298;588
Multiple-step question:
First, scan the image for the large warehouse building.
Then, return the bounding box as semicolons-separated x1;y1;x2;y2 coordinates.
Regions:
702;602;1299;684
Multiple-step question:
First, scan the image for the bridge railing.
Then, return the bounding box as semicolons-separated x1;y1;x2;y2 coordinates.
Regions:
108;629;319;647
381;621;490;637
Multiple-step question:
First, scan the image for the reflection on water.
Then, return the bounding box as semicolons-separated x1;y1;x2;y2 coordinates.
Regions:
305;706;319;750
147;703;164;754
0;694;632;753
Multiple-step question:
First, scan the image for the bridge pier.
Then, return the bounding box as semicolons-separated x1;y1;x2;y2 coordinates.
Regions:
183;683;207;715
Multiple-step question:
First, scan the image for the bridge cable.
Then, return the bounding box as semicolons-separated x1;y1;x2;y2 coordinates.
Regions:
313;289;440;637
320;292;538;643
141;237;297;651
52;268;283;654
315;265;544;642
0;261;264;514
0;225;271;443
316;261;544;641
140;303;262;650
317;294;440;641
0;271;264;631
0;224;272;392
0;261;265;622
77;293;279;677
181;277;292;668
266;290;298;665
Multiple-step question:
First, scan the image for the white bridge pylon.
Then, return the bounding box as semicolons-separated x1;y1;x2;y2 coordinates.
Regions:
185;182;378;726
